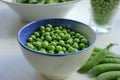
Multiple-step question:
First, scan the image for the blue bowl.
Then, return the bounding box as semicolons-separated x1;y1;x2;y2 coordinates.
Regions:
17;18;97;80
18;18;96;56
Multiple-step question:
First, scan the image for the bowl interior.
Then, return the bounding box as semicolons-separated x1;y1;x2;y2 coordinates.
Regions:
18;18;96;56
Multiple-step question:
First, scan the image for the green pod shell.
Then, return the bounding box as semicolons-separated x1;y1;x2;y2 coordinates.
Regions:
96;71;120;80
91;63;120;76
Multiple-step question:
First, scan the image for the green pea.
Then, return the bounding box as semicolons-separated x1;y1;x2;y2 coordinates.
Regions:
62;47;66;52
79;43;86;49
28;37;33;42
73;42;79;49
45;32;50;36
33;41;42;47
26;42;35;50
73;38;80;43
34;32;40;37
70;31;75;36
68;47;76;53
81;38;88;44
59;40;65;46
48;50;54;54
31;35;36;39
47;45;55;51
45;36;52;42
42;41;49;48
66;39;73;45
40;26;45;30
75;33;81;38
46;27;51;32
58;51;64;54
56;46;62;51
59;33;64;38
39;48;46;53
50;42;57;46
46;24;52;28
64;34;70;40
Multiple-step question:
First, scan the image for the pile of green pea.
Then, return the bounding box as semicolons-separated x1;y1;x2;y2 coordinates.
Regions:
91;0;120;26
16;0;72;4
26;24;89;54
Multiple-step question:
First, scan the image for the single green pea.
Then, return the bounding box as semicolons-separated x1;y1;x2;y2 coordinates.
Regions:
26;42;35;50
64;34;71;40
68;47;76;53
47;45;55;51
59;40;65;46
62;29;67;34
45;36;52;42
66;39;73;45
42;41;49;48
46;24;52;28
45;32;50;36
48;50;54;54
28;37;33;42
40;26;45;30
70;31;75;36
59;26;63;30
73;38;80;43
52;35;57;40
40;36;44;40
81;38;88;44
33;41;42;47
79;43;86;50
50;42;57;46
39;48;46;53
41;30;45;34
62;47;66;52
56;46;62;51
58;51;64;54
59;33;64;38
65;44;71;49
75;33;81;38
34;32;40;37
31;35;36;40
46;27;51;32
73;42;79;49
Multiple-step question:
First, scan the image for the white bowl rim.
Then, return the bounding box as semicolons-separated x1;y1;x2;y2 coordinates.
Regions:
1;0;81;6
17;18;97;57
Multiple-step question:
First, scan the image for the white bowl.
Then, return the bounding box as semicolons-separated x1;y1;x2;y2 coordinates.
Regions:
17;18;96;80
1;0;81;22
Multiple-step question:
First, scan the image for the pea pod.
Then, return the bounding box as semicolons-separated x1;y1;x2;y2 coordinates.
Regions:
117;77;120;80
78;43;115;73
96;71;120;80
91;63;120;76
101;58;120;64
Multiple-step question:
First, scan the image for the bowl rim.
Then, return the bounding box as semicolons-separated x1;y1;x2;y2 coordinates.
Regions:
17;18;97;57
1;0;81;6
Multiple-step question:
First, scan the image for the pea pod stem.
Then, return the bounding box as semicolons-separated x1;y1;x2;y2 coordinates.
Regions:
78;43;116;73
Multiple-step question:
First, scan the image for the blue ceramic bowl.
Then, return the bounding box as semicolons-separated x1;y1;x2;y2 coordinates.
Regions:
17;18;96;80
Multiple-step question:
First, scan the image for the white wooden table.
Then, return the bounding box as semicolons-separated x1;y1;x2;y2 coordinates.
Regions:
0;0;120;80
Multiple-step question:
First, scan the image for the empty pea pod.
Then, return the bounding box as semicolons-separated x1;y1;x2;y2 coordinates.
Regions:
91;63;120;76
96;71;120;80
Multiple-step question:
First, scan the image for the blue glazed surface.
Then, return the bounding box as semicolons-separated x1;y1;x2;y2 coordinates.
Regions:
18;18;96;56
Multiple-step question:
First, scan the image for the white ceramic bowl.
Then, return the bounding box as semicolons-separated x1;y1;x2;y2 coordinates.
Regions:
17;18;96;80
1;0;81;22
